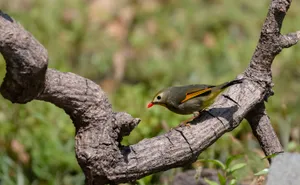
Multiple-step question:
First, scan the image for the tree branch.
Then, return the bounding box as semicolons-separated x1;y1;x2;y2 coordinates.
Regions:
0;0;299;184
244;0;299;83
246;103;284;163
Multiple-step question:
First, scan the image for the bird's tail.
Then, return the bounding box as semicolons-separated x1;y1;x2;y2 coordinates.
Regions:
220;79;243;90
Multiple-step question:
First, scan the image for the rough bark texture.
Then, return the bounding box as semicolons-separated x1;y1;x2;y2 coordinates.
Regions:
0;0;299;184
246;103;283;163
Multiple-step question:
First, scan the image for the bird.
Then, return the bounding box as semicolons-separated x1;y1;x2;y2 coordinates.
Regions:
147;79;243;118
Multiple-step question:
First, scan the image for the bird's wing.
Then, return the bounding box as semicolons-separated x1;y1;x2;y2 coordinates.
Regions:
181;85;215;103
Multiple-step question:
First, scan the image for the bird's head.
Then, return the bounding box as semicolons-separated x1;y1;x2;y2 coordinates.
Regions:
147;90;168;108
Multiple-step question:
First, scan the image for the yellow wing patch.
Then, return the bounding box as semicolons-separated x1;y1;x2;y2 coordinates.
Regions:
181;88;212;103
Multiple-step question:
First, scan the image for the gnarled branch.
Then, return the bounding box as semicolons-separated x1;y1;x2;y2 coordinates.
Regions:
0;0;299;184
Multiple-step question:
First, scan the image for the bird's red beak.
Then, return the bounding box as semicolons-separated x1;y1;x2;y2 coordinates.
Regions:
147;102;154;108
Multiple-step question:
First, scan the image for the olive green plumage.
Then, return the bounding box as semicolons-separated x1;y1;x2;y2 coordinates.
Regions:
148;79;243;115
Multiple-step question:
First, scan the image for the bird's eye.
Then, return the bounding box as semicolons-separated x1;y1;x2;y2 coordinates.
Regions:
157;95;161;100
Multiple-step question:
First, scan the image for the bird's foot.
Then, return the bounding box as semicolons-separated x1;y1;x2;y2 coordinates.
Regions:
177;113;201;128
178;121;191;127
175;111;205;128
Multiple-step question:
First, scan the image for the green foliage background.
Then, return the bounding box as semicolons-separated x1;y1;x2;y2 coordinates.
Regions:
0;0;299;184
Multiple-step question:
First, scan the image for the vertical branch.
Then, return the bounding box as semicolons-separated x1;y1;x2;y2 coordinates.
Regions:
244;0;299;163
246;103;283;162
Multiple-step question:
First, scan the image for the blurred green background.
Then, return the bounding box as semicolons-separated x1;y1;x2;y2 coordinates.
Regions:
0;0;299;184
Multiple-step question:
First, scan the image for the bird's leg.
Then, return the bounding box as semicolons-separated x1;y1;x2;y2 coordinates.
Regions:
178;111;202;127
178;118;193;127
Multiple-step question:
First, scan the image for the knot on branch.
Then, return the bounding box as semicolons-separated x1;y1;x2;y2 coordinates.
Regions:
264;82;275;102
272;0;290;13
112;112;140;141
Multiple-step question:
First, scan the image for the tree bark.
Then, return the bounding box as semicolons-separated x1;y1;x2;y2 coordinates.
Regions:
246;103;283;163
0;0;299;184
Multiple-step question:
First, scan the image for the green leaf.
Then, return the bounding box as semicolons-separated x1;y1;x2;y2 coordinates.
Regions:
225;154;243;169
199;159;226;170
227;163;247;174
217;172;227;185
229;178;237;185
137;175;153;185
204;178;219;185
254;168;269;176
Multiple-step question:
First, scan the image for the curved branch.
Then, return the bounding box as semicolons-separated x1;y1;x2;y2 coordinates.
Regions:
0;0;299;184
0;12;48;103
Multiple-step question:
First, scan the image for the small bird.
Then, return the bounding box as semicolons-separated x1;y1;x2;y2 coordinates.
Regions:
147;79;243;116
